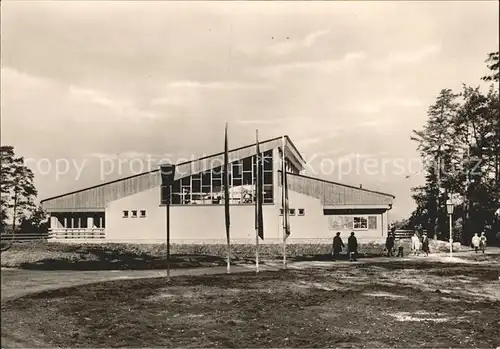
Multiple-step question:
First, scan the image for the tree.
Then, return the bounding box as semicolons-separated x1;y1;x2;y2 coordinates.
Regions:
0;146;38;239
0;146;16;234
411;89;461;239
408;51;500;246
482;51;499;82
18;206;49;236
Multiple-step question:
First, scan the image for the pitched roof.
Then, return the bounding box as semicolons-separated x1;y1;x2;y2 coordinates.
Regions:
41;135;303;209
282;171;395;205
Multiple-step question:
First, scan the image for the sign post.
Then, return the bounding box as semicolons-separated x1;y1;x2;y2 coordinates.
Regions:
446;199;454;258
159;163;176;280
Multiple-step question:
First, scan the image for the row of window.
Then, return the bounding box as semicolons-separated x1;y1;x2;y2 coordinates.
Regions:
123;210;146;218
53;214;105;229
280;208;305;216
328;216;378;230
161;151;275;205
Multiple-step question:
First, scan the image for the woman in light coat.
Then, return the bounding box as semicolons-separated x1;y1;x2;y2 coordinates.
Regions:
471;233;481;253
411;232;421;256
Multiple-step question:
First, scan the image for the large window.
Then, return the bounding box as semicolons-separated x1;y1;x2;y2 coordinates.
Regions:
353;216;368;229
328;215;378;231
162;150;274;205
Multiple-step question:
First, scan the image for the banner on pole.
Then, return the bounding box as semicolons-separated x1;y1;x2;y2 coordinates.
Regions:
224;123;231;243
255;131;264;240
281;145;291;240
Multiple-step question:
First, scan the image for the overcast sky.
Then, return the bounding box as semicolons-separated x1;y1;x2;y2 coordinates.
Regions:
1;1;498;220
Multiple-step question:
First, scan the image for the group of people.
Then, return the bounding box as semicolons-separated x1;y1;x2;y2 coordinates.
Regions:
383;231;430;257
332;228;490;261
410;232;431;256
332;232;358;261
471;232;487;253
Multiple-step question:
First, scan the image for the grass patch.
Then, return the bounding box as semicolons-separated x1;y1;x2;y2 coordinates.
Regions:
2;260;499;348
0;241;398;270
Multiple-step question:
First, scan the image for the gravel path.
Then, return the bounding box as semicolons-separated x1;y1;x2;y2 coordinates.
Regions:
3;251;485;302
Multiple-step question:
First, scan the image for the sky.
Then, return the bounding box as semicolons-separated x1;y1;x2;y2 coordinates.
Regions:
1;1;498;221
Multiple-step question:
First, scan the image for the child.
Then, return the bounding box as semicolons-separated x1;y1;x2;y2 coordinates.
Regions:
471;233;480;253
396;238;404;257
479;232;487;253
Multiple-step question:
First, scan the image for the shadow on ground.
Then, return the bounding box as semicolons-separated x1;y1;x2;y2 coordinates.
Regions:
287;252;386;262
16;247;257;270
15;251;387;270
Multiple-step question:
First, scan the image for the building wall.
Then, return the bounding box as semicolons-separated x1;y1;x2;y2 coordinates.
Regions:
324;213;384;242
104;185;386;244
105;187;281;244
281;189;331;242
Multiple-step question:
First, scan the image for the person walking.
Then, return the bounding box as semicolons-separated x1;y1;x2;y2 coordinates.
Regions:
479;232;487;253
471;233;481;253
348;232;358;262
411;232;420;256
396;237;404;257
332;232;345;261
421;232;430;257
385;233;395;257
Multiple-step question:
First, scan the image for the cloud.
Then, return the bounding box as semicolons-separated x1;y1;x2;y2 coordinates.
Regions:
373;44;442;71
235;118;288;125
0;66;50;90
86;151;172;160
149;95;187;107
167;80;271;90
68;86;158;119
252;51;366;79
295;136;324;147
340;96;423;114
259;29;330;56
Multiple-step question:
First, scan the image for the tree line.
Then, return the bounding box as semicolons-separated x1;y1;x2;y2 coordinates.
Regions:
406;51;500;245
0;146;48;238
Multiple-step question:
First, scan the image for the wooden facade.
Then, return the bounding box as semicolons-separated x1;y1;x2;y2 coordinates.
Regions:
41;136;305;211
283;172;394;206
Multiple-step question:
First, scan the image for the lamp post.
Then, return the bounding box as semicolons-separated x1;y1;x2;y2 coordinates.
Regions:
446;199;454;258
159;163;176;280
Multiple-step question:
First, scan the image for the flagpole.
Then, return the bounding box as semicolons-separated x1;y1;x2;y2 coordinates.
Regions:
282;136;287;269
255;130;260;274
224;123;231;274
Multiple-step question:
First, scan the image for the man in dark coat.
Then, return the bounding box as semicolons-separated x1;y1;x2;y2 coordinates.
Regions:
385;233;395;257
421;232;430;256
332;232;345;260
348;232;358;261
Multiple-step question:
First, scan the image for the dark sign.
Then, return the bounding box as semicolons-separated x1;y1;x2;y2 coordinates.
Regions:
159;164;176;187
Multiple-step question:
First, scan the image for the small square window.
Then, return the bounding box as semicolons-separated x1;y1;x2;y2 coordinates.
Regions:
279;208;284;216
289;209;295;216
298;209;305;216
122;210;129;218
131;210;138;218
140;210;146;218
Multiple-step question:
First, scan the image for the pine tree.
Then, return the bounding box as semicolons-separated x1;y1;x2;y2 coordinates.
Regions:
9;157;37;239
0;146;38;240
411;88;460;239
409;52;500;245
0;146;15;234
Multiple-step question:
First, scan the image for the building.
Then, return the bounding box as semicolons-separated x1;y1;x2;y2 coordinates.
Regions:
41;135;395;244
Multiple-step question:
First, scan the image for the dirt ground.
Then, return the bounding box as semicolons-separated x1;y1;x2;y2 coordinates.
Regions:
2;253;500;348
